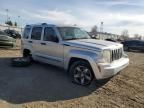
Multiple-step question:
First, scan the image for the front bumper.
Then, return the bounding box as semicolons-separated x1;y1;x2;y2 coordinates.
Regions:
97;57;129;79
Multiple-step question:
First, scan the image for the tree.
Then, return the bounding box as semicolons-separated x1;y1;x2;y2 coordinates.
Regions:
5;20;13;26
91;25;97;35
134;34;142;40
121;30;129;40
14;22;17;27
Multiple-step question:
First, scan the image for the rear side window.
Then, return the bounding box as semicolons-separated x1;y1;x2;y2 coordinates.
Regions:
23;28;31;39
31;27;42;40
126;41;134;45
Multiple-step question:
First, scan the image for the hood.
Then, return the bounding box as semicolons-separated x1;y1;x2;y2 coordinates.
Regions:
63;39;122;50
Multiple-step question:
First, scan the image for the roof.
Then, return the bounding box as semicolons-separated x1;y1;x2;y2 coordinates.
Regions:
26;23;78;28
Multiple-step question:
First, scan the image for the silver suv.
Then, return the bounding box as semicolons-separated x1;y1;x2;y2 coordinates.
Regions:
22;23;129;85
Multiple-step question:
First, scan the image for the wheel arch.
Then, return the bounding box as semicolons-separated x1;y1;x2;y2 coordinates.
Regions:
68;57;91;72
23;48;31;57
64;49;101;79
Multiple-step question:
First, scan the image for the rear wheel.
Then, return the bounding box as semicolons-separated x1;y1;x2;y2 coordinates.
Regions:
69;60;94;86
23;49;33;62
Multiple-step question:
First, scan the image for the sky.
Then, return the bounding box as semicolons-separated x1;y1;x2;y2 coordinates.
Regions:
0;0;144;36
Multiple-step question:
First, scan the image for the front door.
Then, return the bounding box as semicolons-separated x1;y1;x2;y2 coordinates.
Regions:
39;27;64;67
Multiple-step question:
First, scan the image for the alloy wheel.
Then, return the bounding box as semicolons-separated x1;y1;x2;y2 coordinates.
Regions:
73;65;92;85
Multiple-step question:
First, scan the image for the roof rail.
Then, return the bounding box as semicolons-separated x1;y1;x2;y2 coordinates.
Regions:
26;25;30;27
41;23;47;25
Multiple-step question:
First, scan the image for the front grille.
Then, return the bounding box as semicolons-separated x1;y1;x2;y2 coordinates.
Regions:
111;48;123;62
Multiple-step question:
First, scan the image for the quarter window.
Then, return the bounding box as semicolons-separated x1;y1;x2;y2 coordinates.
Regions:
31;27;42;40
23;28;31;39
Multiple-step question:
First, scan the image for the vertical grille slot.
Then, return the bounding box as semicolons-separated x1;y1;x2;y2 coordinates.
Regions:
111;48;123;62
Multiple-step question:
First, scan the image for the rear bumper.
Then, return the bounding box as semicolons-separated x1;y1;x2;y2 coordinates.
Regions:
96;57;129;79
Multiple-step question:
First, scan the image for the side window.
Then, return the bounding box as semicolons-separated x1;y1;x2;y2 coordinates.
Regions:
139;42;144;46
132;41;137;45
23;28;30;39
43;27;58;42
31;27;42;40
141;42;144;46
129;41;135;45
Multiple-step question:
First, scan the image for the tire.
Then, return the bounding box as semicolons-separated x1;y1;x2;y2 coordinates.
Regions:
11;57;31;67
23;51;33;62
69;60;94;86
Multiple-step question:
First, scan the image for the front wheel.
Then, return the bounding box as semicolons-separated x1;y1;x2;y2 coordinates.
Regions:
69;60;94;86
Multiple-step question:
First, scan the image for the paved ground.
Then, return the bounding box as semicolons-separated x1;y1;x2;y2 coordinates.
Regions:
0;47;143;108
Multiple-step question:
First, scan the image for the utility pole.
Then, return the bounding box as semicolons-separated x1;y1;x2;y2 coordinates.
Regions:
5;9;9;22
100;22;103;33
18;16;22;33
18;16;20;27
100;22;104;39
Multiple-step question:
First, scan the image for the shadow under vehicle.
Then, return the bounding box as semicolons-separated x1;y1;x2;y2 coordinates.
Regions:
0;58;109;104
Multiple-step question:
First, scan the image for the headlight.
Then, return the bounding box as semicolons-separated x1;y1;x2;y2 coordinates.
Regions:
103;50;111;63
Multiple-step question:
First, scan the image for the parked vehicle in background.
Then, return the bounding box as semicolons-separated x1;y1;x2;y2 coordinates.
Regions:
21;23;129;86
0;30;16;48
4;29;21;39
122;40;144;52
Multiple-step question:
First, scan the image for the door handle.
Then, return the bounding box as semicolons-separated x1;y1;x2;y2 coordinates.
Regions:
28;41;33;43
41;43;46;45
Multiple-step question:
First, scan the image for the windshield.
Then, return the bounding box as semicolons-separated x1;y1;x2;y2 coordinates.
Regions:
58;27;91;40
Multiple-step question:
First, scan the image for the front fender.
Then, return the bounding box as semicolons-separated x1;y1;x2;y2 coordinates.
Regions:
64;49;102;79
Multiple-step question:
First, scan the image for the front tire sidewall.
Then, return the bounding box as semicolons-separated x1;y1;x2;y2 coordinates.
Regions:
69;61;93;86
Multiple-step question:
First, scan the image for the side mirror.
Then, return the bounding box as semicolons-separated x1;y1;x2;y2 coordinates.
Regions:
91;35;96;39
55;37;59;43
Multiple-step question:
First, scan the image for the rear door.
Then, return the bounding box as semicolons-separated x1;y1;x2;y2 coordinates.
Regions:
22;27;31;51
30;26;43;59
